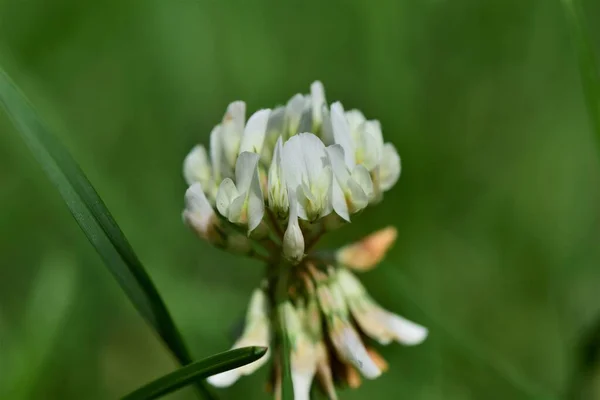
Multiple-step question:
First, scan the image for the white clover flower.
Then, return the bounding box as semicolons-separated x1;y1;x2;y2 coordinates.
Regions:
207;289;271;387
182;81;425;399
216;152;265;234
282;133;333;221
282;189;304;264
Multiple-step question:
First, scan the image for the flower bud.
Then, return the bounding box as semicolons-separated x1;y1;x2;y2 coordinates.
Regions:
283;192;304;264
182;183;221;245
336;226;397;271
337;269;428;346
183;145;212;189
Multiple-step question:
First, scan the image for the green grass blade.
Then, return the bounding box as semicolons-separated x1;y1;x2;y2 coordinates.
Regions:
562;0;600;149
122;347;267;400
0;66;214;399
382;265;558;400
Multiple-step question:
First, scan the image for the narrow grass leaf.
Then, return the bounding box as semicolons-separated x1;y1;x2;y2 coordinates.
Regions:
0;66;214;399
562;0;600;150
122;347;267;400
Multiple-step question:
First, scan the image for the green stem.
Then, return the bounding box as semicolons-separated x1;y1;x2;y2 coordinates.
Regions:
275;266;294;400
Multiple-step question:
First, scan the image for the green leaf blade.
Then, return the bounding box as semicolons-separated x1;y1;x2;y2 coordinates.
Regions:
122;347;268;400
0;66;214;399
562;0;600;150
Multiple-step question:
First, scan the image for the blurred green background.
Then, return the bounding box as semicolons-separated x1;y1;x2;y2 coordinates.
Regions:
1;0;600;399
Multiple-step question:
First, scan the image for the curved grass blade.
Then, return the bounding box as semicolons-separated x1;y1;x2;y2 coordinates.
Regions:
122;347;267;400
562;0;600;150
0;67;214;399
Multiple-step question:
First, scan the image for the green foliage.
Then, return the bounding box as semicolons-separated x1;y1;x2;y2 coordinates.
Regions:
0;0;600;399
122;347;267;400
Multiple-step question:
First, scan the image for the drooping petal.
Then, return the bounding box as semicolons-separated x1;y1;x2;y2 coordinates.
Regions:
281;302;318;400
386;313;429;345
239;109;271;155
283;189;304;263
207;289;271;387
379;143;401;191
314;279;381;379
183;145;212;187
336;226;397;271
330;102;355;168
292;369;314;400
329;319;381;379
336;269;428;346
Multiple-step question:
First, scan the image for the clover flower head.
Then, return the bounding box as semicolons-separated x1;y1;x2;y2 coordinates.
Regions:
182;82;424;399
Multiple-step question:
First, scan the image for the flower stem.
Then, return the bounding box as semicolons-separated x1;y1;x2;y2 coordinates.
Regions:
275;265;293;400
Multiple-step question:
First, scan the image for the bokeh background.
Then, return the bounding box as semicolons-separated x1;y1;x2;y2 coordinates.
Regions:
1;0;600;399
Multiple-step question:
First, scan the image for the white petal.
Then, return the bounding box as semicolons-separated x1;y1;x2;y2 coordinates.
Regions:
247;164;265;233
221;101;246;167
183;183;215;233
235;152;261;194
345;109;366;134
239;109;271;155
283;190;304;263
356;123;383;171
351;165;374;200
337;326;381;379
210;125;229;181
183;145;211;186
292;370;315;400
215;178;238;217
320;105;335;145
326;145;351;185
387;313;429;345
311;81;326;127
207;370;241;388
297;107;313;134
285;94;309;137
331;177;350;222
267;137;289;215
261;106;286;164
379;143;401;191
331;102;355;168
